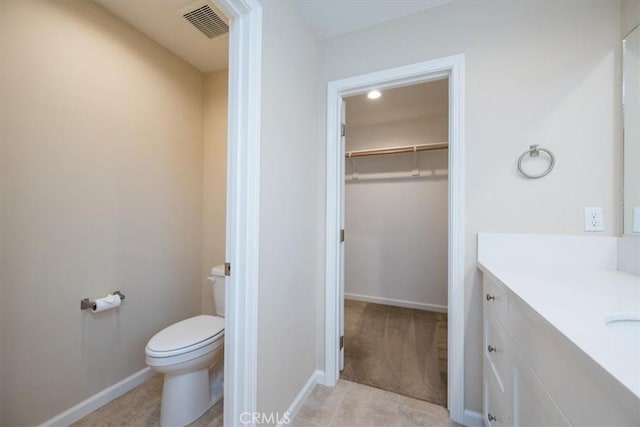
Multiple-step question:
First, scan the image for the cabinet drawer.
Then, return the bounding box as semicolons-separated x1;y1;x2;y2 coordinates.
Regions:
484;358;508;427
484;310;508;392
484;275;507;326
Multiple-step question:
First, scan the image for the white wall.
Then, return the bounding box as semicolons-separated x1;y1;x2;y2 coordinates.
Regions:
622;1;640;236
319;0;620;414
622;0;640;36
346;116;448;151
344;112;449;310
0;1;204;424
623;28;640;236
256;0;321;417
202;69;228;315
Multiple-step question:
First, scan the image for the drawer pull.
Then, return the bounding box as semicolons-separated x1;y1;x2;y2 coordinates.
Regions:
488;413;497;422
488;345;497;353
486;294;495;301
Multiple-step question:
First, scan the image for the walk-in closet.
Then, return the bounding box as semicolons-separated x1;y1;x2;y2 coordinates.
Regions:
341;79;449;408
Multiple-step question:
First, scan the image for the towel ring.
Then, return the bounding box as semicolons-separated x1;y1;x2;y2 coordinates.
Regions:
517;145;555;179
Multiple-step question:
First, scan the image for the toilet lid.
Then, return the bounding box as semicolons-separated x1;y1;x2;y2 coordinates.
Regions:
147;315;224;355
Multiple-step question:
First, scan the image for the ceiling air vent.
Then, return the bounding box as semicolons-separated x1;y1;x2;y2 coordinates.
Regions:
183;4;228;39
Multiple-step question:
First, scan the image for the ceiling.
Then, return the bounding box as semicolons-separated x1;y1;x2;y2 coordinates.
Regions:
345;79;449;128
93;0;229;73
295;0;451;40
92;0;450;73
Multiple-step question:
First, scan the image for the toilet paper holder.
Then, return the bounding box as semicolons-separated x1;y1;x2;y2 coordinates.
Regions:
80;291;126;310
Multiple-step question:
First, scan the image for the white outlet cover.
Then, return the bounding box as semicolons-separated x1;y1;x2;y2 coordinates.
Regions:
633;207;640;233
584;207;604;232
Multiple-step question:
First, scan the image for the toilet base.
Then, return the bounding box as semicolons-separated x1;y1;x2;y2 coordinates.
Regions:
160;368;223;427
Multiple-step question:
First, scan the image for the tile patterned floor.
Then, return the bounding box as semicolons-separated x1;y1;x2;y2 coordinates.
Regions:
71;375;223;427
292;380;458;427
72;376;456;427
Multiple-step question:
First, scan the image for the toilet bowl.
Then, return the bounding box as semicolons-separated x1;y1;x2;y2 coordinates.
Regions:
145;265;226;427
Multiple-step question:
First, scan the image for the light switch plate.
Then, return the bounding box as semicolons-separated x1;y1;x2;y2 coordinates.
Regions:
633;207;640;233
584;207;604;232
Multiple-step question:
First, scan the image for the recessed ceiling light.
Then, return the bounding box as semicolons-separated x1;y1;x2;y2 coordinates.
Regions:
367;90;381;100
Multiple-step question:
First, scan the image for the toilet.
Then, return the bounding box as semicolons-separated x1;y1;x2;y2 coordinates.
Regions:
145;265;226;427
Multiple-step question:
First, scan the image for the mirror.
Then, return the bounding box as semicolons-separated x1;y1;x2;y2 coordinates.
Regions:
623;25;640;235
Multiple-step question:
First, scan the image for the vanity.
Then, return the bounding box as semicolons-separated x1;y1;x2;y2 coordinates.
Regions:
478;233;640;426
476;19;640;427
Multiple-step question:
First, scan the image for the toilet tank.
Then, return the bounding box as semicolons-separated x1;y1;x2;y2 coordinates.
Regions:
210;265;226;317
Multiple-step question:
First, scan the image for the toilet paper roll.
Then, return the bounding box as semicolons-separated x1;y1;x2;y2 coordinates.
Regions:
92;294;121;313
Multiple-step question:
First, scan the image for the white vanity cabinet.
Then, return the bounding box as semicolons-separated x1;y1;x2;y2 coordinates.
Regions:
482;272;640;426
483;275;569;426
508;339;569;427
478;233;640;426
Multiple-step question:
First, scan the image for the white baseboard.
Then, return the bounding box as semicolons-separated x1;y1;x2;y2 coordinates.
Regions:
315;371;330;387
39;367;156;427
463;409;485;427
345;293;448;313
278;370;322;426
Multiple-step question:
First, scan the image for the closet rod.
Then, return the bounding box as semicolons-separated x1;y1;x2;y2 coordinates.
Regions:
345;142;448;158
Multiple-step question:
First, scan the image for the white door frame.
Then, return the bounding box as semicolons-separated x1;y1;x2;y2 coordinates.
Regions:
212;1;262;426
323;54;465;424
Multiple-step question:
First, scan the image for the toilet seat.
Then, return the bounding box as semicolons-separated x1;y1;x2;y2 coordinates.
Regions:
146;315;225;359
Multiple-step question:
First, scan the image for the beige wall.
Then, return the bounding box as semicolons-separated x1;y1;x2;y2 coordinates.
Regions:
344;110;449;308
320;0;620;415
256;0;321;416
346;116;448;151
202;69;228;315
0;1;205;424
622;0;640;36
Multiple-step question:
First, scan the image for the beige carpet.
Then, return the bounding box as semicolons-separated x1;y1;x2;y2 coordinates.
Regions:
341;299;448;407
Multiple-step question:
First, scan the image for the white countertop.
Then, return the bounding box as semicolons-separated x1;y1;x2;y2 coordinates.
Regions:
478;260;640;399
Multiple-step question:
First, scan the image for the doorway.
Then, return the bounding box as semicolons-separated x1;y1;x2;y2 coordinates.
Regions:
323;55;465;424
341;79;449;406
90;1;264;424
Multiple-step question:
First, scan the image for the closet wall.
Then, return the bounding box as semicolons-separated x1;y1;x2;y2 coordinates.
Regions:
344;80;449;311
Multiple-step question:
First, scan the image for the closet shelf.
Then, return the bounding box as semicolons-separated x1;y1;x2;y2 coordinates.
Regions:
346;142;449;180
345;142;448;158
